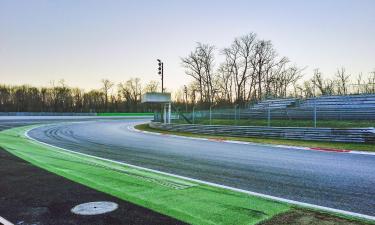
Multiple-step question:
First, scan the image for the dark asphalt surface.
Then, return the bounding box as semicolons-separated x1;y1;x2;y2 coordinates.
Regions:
27;119;375;217
0;147;185;225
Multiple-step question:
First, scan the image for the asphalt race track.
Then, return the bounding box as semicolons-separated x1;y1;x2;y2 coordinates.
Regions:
27;119;375;217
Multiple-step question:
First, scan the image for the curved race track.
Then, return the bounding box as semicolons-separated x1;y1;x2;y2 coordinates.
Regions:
28;119;375;217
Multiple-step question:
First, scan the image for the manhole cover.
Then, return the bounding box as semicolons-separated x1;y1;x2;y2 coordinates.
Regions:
71;201;118;215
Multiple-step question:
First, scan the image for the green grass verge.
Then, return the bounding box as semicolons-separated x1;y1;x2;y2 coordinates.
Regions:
0;125;290;225
174;118;375;128
97;112;154;116
135;124;375;152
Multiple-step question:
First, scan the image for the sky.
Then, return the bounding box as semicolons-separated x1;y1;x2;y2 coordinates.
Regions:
0;0;374;91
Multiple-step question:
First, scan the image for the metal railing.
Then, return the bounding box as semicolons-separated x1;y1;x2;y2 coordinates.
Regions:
154;105;375;128
150;122;375;143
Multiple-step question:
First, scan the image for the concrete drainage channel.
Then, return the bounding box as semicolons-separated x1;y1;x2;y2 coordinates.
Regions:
71;201;118;216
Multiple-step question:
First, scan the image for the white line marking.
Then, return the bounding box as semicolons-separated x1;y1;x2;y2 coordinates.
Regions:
350;151;375;156
23;124;375;221
0;216;14;225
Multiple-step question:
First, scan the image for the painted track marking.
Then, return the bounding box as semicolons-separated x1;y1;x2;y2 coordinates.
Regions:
0;216;14;225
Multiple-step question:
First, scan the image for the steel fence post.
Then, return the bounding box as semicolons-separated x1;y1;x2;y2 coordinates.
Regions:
209;106;212;125
314;100;317;128
234;105;237;126
238;106;241;121
192;107;195;124
267;104;271;127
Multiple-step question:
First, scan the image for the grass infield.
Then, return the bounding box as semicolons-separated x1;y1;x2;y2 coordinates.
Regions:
0;125;373;225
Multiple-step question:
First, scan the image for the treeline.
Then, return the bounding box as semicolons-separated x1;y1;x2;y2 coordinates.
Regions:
0;79;160;112
2;32;375;113
179;32;375;107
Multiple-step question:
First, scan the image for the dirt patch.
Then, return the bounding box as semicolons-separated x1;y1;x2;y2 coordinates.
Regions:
0;147;186;225
259;208;374;225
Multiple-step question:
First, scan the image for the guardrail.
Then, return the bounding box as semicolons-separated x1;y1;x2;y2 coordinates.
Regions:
242;108;375;120
0;112;97;116
149;122;375;143
178;107;375;120
0;112;155;117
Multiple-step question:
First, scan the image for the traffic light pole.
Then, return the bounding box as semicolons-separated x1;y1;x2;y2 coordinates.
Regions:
157;59;164;93
161;62;164;93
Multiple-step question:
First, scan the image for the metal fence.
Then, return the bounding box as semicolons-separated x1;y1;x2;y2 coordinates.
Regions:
154;105;375;128
0;112;97;116
150;122;375;143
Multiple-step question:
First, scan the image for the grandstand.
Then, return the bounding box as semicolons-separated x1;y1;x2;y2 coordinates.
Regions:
250;98;296;109
299;94;375;108
169;94;375;123
242;94;375;120
249;94;375;110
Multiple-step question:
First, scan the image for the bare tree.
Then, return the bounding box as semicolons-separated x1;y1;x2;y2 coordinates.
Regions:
101;79;114;111
310;69;335;96
335;67;350;95
355;73;363;94
198;43;216;105
144;80;159;93
251;40;277;100
181;43;216;105
181;44;206;103
222;33;257;104
118;78;142;111
366;70;375;93
276;65;303;97
216;64;233;103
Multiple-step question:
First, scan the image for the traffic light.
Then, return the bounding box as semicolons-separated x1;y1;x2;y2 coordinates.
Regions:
158;63;162;75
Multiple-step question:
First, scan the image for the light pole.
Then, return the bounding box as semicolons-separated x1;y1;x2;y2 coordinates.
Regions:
157;59;164;93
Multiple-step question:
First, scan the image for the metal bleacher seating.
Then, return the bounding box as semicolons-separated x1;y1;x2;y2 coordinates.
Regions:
241;94;375;120
250;98;297;110
299;94;375;109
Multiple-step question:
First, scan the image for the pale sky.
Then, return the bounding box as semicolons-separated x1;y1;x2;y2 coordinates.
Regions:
1;0;374;91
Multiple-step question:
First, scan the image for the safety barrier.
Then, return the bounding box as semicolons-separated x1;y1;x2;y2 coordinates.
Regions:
179;107;375;120
149;122;375;143
0;112;97;116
